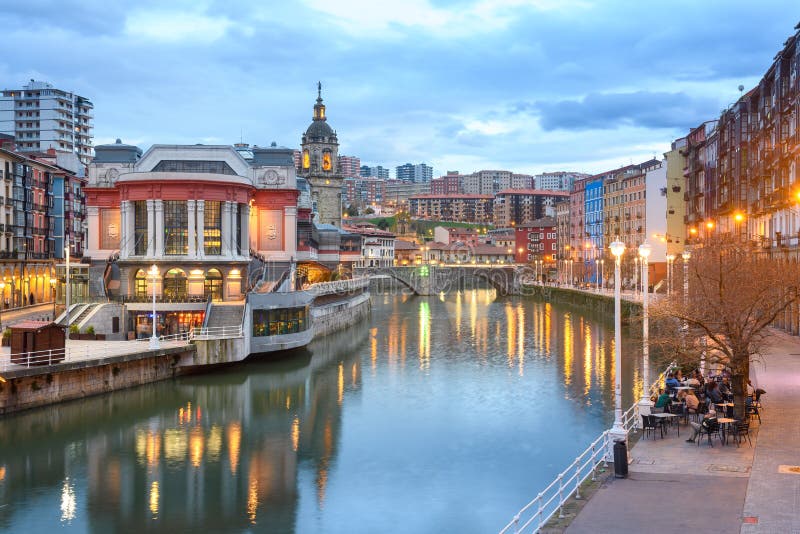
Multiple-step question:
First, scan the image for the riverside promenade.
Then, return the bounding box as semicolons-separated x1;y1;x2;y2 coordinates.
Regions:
561;327;800;533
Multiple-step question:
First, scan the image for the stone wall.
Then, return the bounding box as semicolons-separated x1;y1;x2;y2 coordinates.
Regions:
190;337;247;367
82;303;126;340
312;292;371;337
0;347;193;415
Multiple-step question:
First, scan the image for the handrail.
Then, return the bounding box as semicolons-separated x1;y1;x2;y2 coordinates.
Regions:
191;325;244;340
307;277;369;296
0;337;193;373
498;360;676;533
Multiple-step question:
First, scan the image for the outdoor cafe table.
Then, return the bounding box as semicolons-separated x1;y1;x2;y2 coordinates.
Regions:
674;386;694;390
652;412;680;436
717;417;736;444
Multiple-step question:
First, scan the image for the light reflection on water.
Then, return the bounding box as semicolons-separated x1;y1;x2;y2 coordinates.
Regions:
0;289;645;533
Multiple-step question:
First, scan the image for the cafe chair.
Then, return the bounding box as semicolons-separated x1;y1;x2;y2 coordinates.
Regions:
697;420;722;447
641;414;663;440
733;420;752;448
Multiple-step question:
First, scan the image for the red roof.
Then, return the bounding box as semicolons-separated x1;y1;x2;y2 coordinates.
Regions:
409;194;494;200
496;189;569;196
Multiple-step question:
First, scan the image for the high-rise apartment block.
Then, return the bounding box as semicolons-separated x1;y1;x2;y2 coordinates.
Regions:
338;155;361;178
0;80;94;164
360;165;390;179
395;162;433;183
535;172;589;191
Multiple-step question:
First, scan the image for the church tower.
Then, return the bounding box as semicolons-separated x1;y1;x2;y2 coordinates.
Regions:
300;82;342;226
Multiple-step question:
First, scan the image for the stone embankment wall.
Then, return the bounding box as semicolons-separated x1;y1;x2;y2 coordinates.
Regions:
528;286;641;319
0;346;194;415
312;292;371;337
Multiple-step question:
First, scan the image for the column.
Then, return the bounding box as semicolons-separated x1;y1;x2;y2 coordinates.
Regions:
187;200;196;258
230;202;239;257
118;203;128;259
154;199;164;258
221;201;231;259
146;200;155;258
86;206;100;257
284;206;297;259
241;204;251;258
196;200;205;259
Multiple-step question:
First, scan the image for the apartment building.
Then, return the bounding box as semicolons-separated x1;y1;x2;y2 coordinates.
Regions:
408;194;493;223
0;80;94;164
493;189;568;228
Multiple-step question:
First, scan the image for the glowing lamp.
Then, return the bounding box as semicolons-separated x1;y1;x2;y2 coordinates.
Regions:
638;241;652;259
609;239;625;258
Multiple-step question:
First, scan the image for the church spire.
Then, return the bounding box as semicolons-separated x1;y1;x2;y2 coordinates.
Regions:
313;81;326;121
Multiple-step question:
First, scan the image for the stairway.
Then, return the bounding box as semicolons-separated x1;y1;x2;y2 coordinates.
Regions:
204;303;245;330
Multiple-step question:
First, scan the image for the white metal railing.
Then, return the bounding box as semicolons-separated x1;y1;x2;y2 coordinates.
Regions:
308;277;370;296
191;325;244;340
132;332;194;343
499;361;676;534
0;338;193;373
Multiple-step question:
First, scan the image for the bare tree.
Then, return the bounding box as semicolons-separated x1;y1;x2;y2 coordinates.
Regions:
648;235;800;419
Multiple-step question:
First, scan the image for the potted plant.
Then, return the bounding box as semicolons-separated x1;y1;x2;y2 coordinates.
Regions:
80;325;95;340
1;328;10;347
68;324;80;340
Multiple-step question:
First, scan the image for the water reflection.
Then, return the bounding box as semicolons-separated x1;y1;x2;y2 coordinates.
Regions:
0;290;644;533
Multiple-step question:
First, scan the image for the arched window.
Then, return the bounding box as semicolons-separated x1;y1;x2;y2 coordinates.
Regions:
163;268;187;300
204;269;223;301
134;269;148;298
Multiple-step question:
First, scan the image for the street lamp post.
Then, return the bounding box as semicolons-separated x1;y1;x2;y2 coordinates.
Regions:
64;246;71;330
149;264;160;350
666;254;675;296
0;281;4;329
609;238;627;457
599;259;605;291
49;277;56;320
638;242;652;415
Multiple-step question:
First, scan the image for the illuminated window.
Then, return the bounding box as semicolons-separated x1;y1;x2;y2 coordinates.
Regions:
322;152;332;171
204;269;223;301
204;201;221;255
134;201;147;255
134;269;148;297
164;201;188;255
302;150;310;169
163;268;187;300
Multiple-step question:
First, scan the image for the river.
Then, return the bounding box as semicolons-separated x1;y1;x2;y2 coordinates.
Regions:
0;289;647;533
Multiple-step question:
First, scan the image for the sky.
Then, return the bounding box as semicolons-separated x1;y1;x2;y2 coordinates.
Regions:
1;1;798;176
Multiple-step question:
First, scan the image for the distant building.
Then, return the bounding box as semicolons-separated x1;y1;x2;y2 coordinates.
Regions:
430;172;462;195
493;189;568;228
384;180;430;211
535;171;589;191
396;162;433;183
555;200;570;280
433;226;485;247
338;155;361;178
515;217;557;265
487;228;515;250
344;224;395;267
394;239;421;265
664;138;687;256
426;242;513;265
408;194;493;223
0;80;94;164
360;165;390;179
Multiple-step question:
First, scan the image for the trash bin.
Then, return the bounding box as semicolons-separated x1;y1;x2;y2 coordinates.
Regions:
613;439;628;478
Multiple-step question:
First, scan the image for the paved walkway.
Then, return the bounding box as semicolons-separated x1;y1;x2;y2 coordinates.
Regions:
566;327;800;533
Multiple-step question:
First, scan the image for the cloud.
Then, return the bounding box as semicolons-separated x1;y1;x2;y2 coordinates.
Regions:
124;10;237;43
534;91;720;131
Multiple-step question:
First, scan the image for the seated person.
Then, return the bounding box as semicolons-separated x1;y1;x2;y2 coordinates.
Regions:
684;389;700;413
706;381;723;404
746;379;755;398
654;388;672;411
693;369;705;387
665;372;681;394
686;410;718;443
719;377;732;397
684;375;700;387
675;369;684;382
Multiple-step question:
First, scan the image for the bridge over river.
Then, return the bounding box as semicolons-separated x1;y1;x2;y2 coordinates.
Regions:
354;265;537;295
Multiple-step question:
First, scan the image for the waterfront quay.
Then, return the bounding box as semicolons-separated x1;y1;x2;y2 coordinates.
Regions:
557;327;800;534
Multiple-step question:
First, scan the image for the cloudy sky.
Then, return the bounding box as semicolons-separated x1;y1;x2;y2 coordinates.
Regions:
1;1;797;176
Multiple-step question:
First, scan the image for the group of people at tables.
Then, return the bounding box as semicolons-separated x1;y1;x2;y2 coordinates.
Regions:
648;368;761;444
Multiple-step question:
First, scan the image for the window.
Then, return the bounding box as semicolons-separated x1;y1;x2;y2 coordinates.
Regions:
152;160;236;175
163;268;187;300
204;201;221;255
134;269;148;297
164;200;188;255
134;201;147;255
204;269;223;301
252;306;310;337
